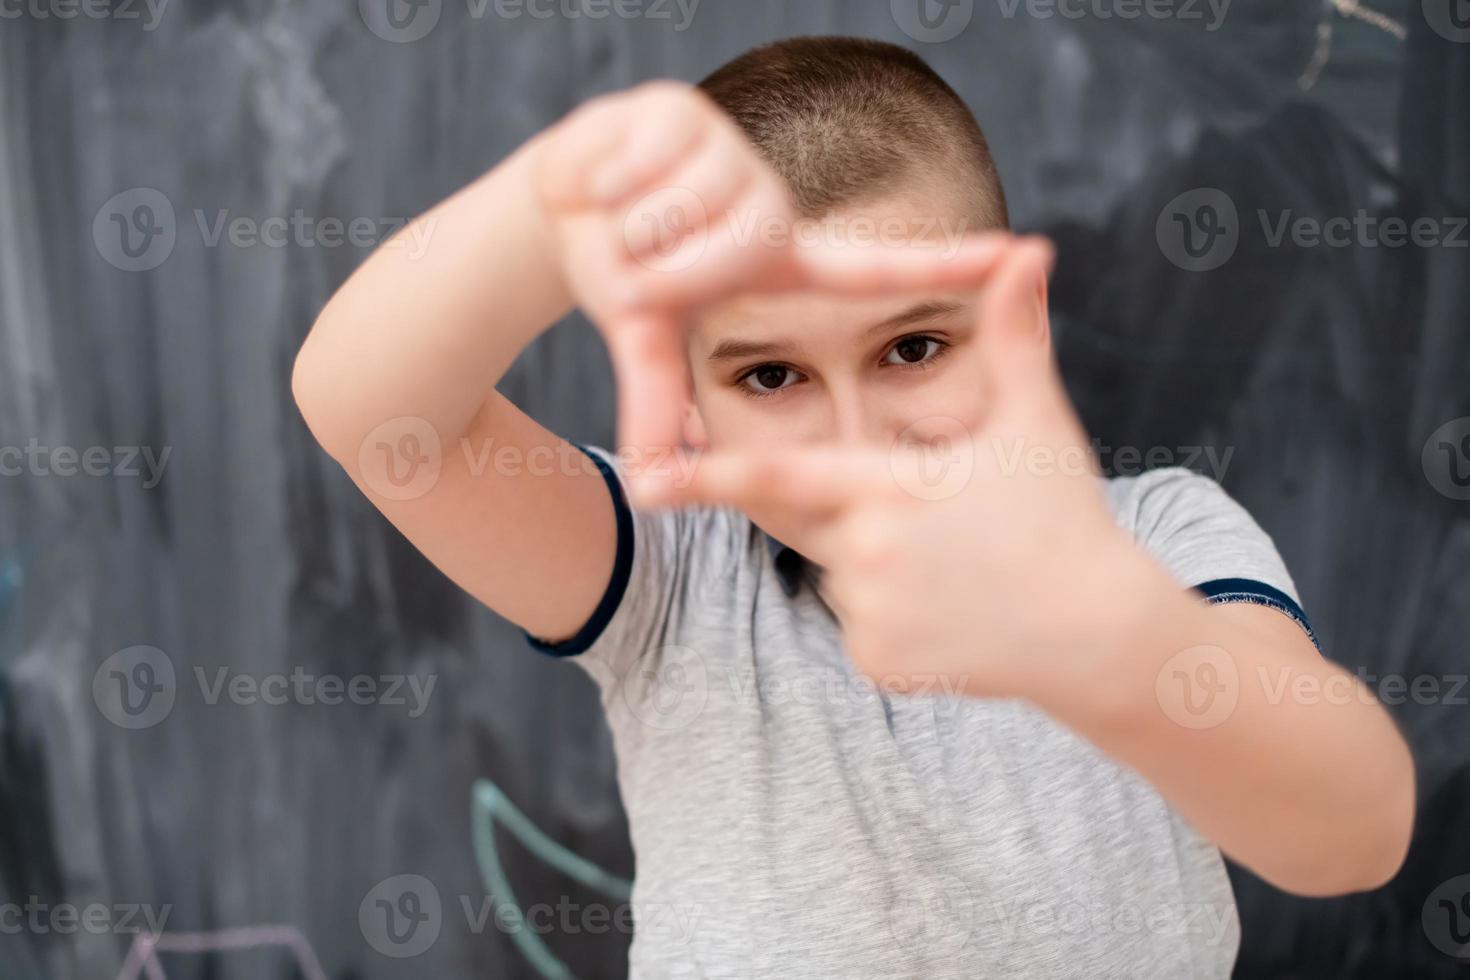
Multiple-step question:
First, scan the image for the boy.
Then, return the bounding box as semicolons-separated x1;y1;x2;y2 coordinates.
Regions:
293;36;1414;979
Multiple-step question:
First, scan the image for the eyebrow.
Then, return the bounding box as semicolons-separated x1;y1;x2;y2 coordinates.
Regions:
705;300;971;364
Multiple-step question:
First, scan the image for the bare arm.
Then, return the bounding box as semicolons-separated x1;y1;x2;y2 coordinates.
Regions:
292;133;616;642
1051;591;1415;897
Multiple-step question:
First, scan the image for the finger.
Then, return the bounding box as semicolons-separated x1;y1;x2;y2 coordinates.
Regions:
976;236;1057;412
614;173;790;311
619;124;754;262
589;83;711;204
644;446;891;514
536;96;636;211
603;310;691;464
560;211;633;299
784;231;1015;296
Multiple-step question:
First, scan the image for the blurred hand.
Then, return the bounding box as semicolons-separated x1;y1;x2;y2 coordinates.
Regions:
647;239;1166;700
534;80;1013;467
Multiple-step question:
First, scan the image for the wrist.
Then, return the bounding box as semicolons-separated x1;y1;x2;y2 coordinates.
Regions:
1015;538;1186;730
517;131;576;311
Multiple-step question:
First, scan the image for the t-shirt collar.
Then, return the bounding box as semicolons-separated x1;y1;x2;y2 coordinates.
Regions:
765;532;815;598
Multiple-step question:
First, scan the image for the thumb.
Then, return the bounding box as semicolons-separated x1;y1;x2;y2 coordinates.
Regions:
977;237;1056;414
603;309;692;469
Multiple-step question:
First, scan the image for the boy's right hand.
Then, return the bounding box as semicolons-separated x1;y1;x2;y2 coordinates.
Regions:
535;81;800;335
533;81;1012;468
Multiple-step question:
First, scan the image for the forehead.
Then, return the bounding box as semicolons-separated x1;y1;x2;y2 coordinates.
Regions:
691;290;970;350
691;186;981;353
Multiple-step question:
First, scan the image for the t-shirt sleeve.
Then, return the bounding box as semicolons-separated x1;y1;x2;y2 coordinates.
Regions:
520;443;740;691
1110;467;1320;650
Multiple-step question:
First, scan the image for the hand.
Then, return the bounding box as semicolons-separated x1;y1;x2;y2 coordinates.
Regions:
533;81;1014;468
652;239;1170;703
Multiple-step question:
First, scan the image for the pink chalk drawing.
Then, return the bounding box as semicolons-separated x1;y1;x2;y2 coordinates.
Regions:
115;925;328;980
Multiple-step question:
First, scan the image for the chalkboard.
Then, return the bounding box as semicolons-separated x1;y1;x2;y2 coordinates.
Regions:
0;1;1466;977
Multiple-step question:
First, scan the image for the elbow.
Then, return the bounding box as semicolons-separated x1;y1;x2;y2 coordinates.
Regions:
290;327;352;463
1357;765;1417;892
291;339;321;419
290;342;328;448
1268;761;1417;898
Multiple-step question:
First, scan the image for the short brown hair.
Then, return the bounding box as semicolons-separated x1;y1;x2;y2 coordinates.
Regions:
699;36;1009;229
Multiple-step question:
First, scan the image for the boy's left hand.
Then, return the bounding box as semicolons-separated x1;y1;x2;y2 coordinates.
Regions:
645;238;1417;897
645;239;1170;701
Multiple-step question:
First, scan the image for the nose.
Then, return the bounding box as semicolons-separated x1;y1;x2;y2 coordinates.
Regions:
825;381;894;450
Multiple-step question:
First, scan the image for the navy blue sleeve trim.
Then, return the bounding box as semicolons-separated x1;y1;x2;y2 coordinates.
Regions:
1193;577;1320;652
523;444;635;657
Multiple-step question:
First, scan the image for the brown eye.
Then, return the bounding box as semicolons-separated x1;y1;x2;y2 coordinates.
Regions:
755;366;789;389
738;364;802;396
883;336;943;367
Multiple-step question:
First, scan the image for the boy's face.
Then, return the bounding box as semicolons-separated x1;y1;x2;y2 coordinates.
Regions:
682;189;1050;557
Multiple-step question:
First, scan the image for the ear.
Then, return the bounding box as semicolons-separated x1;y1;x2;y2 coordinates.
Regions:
1033;270;1053;351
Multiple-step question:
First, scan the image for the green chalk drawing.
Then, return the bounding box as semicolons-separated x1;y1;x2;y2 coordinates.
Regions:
472;779;633;980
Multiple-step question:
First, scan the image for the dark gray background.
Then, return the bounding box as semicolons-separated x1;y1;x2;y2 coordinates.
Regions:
1;0;1467;977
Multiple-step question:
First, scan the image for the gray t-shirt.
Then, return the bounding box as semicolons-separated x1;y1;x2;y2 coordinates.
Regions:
527;445;1316;980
